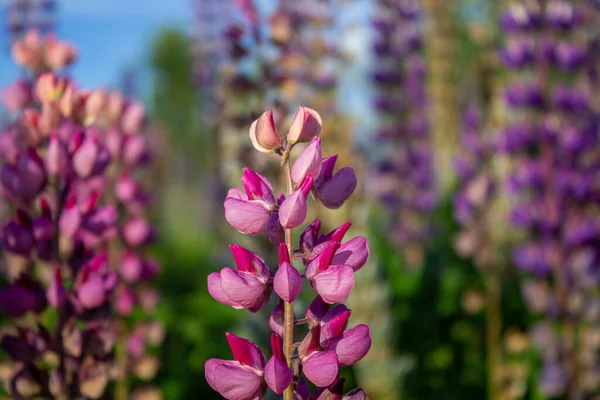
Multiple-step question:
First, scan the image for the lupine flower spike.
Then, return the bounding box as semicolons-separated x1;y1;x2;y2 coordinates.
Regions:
208;108;371;399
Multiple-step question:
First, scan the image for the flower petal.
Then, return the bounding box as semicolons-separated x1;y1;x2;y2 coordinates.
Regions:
220;268;267;309
265;356;292;394
226;332;266;370
316;167;357;209
302;350;339;387
279;190;307;229
224;198;270;235
331;237;370;272
206;359;263;400
207;272;243;308
325;325;371;367
291;137;322;185
274;261;303;302
320;305;351;344
311;265;354;304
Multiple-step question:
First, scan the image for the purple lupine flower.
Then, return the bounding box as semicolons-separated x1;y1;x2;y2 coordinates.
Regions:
369;0;435;266
498;1;600;397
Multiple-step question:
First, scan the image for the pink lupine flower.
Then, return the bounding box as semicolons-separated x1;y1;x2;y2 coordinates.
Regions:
274;244;302;302
249;109;283;153
11;31;44;72
123;217;155;247
299;327;339;387
72;136;111;178
44;36;77;70
343;388;369;400
224;168;277;235
208;245;273;312
323;324;371;367
313;155;357;209
35;73;65;103
1;79;32;113
121;101;145;134
279;186;308;229
305;242;355;304
0;149;47;202
120;250;144;283
264;333;293;394
115;286;136;316
287;106;322;144
205;333;267;400
300;220;370;272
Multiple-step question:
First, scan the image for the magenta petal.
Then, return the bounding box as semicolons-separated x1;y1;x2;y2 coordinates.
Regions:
265;356;292;394
315;155;338;187
226;332;266;370
291;137;322;185
274;261;302;302
279;190;307;229
302;350;339;387
317;167;357;209
320;305;351;344
311;265;355;304
224;198;270;235
220;268;267;309
242;168;275;204
325;325;371;367
331;237;370;272
206;359;264;400
266;212;284;245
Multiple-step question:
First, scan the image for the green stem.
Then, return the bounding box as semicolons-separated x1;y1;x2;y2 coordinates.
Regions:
485;274;502;400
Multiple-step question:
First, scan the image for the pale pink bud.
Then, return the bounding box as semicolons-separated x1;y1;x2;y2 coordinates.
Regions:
44;38;77;70
35;72;65;103
287;106;322;144
249;109;283;152
84;90;107;125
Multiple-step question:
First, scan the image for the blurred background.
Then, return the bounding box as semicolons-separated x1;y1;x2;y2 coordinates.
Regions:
1;0;600;399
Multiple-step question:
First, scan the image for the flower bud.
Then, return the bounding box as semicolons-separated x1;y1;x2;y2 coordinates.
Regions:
287;106;322;144
249;110;283;152
44;38;77;70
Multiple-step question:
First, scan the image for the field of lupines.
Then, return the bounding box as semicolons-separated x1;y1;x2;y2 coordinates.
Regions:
1;0;599;399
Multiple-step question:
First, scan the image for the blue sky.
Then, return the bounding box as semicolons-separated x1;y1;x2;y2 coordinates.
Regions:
0;0;189;91
0;0;374;137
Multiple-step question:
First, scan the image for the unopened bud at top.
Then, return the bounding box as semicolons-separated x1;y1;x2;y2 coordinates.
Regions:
249;109;283;152
287;106;322;144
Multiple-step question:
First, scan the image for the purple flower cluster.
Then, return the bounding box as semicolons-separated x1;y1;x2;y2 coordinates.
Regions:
499;2;600;397
206;107;371;399
453;105;497;266
0;33;161;398
369;0;435;267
